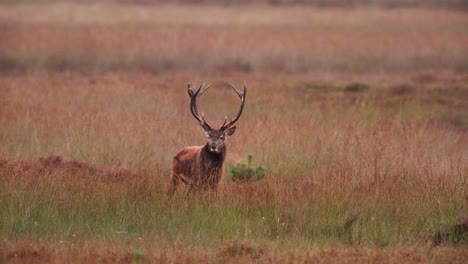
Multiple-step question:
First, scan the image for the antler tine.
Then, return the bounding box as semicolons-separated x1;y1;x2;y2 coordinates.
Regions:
220;81;247;131
229;82;245;98
193;83;210;119
220;115;228;128
199;83;213;96
187;82;193;96
188;82;212;131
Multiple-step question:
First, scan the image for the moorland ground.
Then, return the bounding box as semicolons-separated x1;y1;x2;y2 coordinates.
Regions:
0;1;467;263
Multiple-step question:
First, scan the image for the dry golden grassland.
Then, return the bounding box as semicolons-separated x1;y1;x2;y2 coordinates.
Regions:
0;4;467;73
0;2;467;263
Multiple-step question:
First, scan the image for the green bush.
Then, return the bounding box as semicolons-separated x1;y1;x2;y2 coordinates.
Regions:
230;154;266;183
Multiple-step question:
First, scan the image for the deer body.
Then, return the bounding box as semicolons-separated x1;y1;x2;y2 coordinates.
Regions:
171;144;225;191
169;82;246;195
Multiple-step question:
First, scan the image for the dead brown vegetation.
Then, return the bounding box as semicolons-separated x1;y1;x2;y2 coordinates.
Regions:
2;242;467;263
0;2;467;263
0;5;466;73
2;154;135;180
0;72;467;262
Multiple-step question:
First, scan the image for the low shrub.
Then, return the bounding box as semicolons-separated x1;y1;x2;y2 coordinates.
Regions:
230;154;266;183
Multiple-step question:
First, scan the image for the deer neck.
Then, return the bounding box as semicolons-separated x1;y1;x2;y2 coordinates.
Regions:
201;143;226;168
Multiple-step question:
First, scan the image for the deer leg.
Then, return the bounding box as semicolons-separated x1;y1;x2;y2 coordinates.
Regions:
168;172;180;197
184;183;196;198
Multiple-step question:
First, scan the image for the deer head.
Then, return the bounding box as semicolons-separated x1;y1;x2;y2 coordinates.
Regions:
187;81;246;155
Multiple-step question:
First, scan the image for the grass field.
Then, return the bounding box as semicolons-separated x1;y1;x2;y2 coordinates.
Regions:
0;2;467;263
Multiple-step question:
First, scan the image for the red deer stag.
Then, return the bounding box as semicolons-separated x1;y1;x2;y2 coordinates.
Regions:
169;81;246;194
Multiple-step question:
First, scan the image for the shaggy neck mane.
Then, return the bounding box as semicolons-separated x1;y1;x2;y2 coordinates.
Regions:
200;143;225;169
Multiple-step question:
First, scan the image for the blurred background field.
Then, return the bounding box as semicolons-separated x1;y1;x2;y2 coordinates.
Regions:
0;1;467;262
1;2;467;73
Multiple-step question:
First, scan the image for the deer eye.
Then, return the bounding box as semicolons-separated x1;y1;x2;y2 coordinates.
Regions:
220;136;225;140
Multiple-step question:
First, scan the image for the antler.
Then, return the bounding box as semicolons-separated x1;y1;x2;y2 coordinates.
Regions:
220;81;247;131
187;82;213;131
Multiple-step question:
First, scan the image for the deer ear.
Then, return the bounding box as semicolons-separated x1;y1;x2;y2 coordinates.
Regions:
224;126;236;137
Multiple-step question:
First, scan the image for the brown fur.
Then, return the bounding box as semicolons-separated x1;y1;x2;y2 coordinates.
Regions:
170;142;226;194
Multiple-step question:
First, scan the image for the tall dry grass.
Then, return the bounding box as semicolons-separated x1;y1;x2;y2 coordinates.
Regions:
0;2;467;262
0;4;467;73
0;71;467;262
